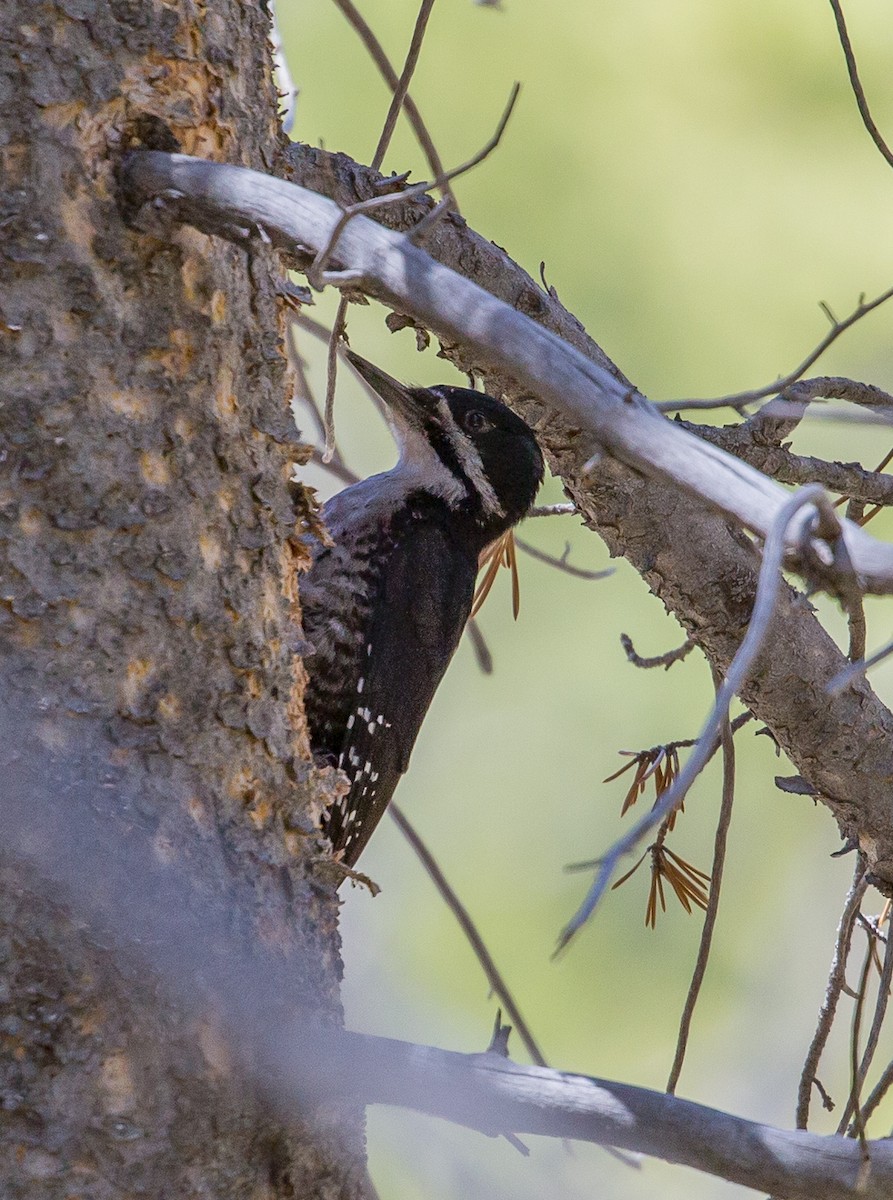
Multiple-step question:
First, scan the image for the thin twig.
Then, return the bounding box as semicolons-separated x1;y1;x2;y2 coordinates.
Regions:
828;637;893;696
666;667;736;1094
309;449;360;487
856;909;893;1121
692;411;893;507
389;803;550;1068
797;860;868;1128
529;503;578;518
307;82;521;289
323;0;439;458
620;633;695;671
289;308;339;345
828;0;893;170
322;296;350;461
556;485;841;952
566;714;754;876
371;0;437;169
512;535;612;581
317;81;520;456
465;617;493;675
838;908;893;1134
753;401;893;427
859;1056;893;1125
290;326;356;479
838;930;873;1173
656;290;893;413
330;0;457;208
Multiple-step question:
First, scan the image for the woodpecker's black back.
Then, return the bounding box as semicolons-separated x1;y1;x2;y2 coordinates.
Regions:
301;353;544;868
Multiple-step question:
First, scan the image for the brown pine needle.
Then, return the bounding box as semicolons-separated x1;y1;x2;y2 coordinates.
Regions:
471;531;520;619
506;528;520;619
611;841;711;927
606;745;685;827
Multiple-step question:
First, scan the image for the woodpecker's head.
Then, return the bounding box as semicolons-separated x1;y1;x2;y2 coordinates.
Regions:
346;351;544;538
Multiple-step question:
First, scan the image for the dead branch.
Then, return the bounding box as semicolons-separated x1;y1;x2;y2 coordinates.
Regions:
120;151;893;593
372;0;437;171
691;424;893;509
797;862;868;1129
620;633;695;670
666;667;737;1093
389;803;551;1069
330;0;457;207
656;297;893;414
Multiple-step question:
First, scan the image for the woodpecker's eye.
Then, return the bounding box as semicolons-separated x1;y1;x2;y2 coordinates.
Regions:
464;409;489;433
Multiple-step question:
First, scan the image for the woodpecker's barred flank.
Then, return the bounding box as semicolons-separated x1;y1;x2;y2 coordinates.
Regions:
300;352;544;868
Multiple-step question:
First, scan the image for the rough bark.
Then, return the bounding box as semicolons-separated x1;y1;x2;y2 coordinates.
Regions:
0;5;363;1197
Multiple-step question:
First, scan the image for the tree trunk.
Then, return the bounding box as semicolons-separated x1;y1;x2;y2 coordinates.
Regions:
0;3;363;1195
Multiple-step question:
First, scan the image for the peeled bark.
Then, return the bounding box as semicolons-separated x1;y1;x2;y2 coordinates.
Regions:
0;3;364;1196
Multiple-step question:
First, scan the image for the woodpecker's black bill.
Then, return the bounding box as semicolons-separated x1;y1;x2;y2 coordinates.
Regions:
345;349;433;428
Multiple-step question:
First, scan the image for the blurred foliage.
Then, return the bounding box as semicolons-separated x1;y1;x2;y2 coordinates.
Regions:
282;2;893;1196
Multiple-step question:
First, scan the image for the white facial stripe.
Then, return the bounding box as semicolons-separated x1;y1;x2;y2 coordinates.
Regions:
396;426;466;505
435;398;504;519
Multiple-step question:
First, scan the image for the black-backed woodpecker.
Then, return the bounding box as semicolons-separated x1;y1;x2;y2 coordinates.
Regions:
301;352;544;867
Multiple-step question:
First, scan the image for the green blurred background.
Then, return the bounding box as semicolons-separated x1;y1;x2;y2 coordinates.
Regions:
280;2;893;1195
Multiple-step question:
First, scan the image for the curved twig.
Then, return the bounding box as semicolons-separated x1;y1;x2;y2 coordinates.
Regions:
666;667;737;1094
828;0;893;170
389;803;550;1069
656;295;893;414
797;861;868;1129
330;0;457;207
556;486;841;951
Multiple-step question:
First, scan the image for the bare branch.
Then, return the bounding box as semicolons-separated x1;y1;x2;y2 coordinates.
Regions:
309;448;359;487
513;535;613;581
859;1057;893;1126
389;803;551;1069
120;152;893;594
322;0;439;459
828;637;893;696
322;295;349;460
693;422;893;509
371;0;437;172
305;83;520;291
828;0;893;171
797;862;868;1129
844;500;868;663
620;632;695;671
837;908;893;1135
312;80;519;455
330;0;457;207
656;296;893;414
666;667;737;1094
528;503;578;518
838;930;873;1167
857;909;893;1124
